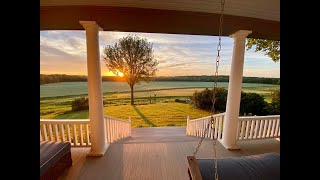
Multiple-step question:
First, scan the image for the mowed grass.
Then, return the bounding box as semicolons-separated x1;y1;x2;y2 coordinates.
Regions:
40;85;279;127
41;102;210;127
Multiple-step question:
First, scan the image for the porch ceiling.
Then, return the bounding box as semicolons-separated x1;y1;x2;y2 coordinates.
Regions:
40;0;280;40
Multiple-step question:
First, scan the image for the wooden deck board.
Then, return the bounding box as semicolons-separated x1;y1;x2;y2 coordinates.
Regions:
60;127;279;180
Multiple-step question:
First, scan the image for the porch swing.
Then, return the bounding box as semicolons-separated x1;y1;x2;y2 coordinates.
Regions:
186;1;280;180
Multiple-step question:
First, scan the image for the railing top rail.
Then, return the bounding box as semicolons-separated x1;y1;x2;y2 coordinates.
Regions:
189;113;225;122
104;116;130;123
40;119;90;124
239;115;280;121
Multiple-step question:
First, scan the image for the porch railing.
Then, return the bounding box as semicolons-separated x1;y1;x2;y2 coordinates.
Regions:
105;116;131;143
40;119;91;147
186;113;225;140
237;115;280;140
40;116;131;147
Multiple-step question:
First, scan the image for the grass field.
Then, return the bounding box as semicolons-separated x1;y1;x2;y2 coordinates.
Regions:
40;81;279;127
41;101;210;127
40;81;279;98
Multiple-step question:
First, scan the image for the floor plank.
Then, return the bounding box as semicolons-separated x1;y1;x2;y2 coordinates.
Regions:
61;127;280;180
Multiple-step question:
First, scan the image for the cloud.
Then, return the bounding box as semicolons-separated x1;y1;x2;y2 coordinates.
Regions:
40;45;72;57
163;63;189;68
40;31;280;78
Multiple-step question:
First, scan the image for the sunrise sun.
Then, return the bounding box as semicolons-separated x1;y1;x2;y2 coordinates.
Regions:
118;72;124;77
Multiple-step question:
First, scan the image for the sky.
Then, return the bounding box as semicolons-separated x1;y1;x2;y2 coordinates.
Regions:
40;31;280;78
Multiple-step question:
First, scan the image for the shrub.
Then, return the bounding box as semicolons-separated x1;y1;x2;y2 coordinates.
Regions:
71;97;89;111
268;89;280;114
167;123;176;126
191;88;227;112
240;92;268;116
192;88;270;116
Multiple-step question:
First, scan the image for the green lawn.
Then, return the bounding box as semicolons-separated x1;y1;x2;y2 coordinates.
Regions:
41;102;210;127
40;85;279;127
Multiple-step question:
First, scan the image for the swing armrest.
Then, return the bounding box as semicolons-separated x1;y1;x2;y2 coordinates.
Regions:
187;156;203;180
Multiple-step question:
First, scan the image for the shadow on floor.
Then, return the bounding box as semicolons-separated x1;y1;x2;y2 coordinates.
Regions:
132;105;156;127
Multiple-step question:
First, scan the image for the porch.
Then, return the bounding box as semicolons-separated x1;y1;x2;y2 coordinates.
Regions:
40;1;280;179
61;126;279;180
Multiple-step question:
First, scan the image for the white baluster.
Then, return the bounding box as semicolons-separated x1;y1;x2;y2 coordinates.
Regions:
214;117;219;139
240;121;245;140
262;120;268;138
266;120;272;137
258;120;264;138
218;116;223;139
40;129;43;141
42;124;48;141
59;124;65;141
66;124;71;143
270;119;276;138
54;124;59;141
107;119;110;142
85;124;90;146
111;120;114;142
73;124;78;146
249;120;255;139
79;124;84;146
254;120;260;139
186;116;189;135
48;124;53;141
245;121;250;139
274;119;280;137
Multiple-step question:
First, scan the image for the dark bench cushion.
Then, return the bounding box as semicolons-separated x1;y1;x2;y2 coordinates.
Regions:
40;141;71;176
197;152;280;180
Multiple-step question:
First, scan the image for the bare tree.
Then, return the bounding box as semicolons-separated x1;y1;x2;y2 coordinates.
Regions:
102;35;158;105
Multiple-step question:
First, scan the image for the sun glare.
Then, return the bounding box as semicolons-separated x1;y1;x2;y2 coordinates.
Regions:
118;72;124;77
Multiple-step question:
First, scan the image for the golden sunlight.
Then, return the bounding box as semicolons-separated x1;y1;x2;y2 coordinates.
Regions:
102;71;116;76
118;72;124;77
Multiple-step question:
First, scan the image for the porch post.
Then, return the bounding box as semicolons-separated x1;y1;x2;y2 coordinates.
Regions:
80;21;108;156
220;30;252;150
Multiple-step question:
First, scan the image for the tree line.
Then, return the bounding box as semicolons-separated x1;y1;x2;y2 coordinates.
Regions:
40;74;279;85
40;74;125;85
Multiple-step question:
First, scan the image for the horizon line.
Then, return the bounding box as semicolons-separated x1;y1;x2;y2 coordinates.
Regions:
40;73;280;79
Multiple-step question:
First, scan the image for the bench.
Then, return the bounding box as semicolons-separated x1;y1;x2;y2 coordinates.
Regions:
40;141;72;180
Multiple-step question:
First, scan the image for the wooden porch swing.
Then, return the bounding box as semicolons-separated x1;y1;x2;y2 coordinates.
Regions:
186;1;280;180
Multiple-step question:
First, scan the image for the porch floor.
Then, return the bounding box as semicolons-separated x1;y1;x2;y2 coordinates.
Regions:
61;127;280;180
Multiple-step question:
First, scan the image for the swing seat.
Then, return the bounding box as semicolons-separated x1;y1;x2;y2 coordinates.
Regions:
187;152;280;180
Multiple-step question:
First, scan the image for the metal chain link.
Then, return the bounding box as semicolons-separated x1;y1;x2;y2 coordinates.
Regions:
211;0;225;117
192;0;225;179
192;118;214;156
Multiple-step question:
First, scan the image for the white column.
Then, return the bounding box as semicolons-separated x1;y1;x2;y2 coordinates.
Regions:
80;21;108;156
220;30;252;150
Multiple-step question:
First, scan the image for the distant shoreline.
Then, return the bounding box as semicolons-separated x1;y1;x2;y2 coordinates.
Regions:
40;74;280;85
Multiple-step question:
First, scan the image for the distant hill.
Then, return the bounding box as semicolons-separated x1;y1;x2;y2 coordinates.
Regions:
40;74;280;85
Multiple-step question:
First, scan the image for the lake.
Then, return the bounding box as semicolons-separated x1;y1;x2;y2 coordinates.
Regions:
40;81;279;98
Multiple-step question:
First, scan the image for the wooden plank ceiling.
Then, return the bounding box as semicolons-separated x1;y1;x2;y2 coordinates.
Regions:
40;0;280;40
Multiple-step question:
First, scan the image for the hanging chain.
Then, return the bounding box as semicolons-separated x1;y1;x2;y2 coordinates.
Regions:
192;0;225;179
211;0;225;117
212;1;225;179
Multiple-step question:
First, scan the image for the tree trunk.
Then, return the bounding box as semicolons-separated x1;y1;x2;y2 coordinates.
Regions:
130;85;134;105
